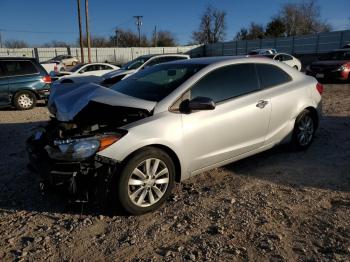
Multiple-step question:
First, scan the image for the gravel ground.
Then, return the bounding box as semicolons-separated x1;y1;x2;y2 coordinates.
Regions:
0;84;349;261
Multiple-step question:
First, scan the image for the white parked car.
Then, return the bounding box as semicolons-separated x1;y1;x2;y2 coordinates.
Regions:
269;53;302;71
44;55;79;66
55;63;120;80
28;56;322;215
55;54;190;85
248;48;277;55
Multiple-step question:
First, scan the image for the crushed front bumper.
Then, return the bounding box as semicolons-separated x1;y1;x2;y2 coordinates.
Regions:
26;134;118;203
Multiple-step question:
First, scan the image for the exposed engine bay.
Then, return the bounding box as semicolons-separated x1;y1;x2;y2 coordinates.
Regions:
27;82;154;204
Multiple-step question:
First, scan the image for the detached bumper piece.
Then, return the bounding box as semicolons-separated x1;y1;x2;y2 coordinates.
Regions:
26;136;118;205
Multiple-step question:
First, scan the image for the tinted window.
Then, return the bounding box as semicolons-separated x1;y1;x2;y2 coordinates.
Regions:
100;65;113;70
190;64;259;103
256;64;292;89
282;54;293;61
1;60;38;76
111;63;205;102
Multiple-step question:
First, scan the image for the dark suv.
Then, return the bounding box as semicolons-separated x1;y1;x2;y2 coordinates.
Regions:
0;58;51;110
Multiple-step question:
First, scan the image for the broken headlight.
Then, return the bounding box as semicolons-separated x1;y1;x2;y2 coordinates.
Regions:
46;135;121;161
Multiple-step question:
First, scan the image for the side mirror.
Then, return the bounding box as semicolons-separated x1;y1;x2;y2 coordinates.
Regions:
180;96;215;113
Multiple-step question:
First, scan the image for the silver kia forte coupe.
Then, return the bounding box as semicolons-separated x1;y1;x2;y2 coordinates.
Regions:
27;56;322;215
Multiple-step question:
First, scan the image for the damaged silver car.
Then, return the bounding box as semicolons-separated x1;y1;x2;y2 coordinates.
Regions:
27;57;322;215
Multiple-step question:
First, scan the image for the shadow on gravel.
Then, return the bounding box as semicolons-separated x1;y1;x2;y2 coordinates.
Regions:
0;116;349;217
0;101;47;111
225;116;350;192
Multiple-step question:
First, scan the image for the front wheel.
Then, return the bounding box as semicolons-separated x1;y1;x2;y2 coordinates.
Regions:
114;147;175;215
13;91;37;110
291;109;316;150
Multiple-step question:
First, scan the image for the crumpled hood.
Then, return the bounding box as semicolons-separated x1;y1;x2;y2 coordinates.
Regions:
48;82;156;122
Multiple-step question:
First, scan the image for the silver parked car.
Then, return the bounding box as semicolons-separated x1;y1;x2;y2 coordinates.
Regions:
27;56;322;215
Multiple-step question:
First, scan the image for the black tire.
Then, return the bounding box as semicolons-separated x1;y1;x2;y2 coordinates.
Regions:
13;91;37;110
114;147;175;215
291;109;316;150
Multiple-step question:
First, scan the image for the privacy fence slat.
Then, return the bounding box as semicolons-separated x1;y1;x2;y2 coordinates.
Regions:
204;30;350;56
0;45;204;63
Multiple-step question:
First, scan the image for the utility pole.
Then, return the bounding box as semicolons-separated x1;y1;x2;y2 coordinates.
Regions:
115;29;119;47
77;0;84;63
153;26;157;47
85;0;91;63
0;30;2;48
133;16;143;47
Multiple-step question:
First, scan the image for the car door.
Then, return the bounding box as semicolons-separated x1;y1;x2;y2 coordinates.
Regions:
255;63;295;144
6;60;40;96
78;65;99;76
181;63;271;172
97;64;115;75
0;62;10;105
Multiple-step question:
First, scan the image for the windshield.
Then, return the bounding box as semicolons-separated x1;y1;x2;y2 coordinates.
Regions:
68;63;85;72
121;56;151;70
319;51;350;61
111;63;206;102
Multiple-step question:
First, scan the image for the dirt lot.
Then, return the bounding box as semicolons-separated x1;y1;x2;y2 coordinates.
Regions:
0;84;349;262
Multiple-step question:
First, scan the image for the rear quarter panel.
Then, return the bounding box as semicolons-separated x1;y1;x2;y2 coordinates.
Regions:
263;74;320;146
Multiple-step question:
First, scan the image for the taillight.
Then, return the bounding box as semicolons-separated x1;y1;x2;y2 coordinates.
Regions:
54;65;58;72
342;63;350;71
42;75;52;84
316;83;323;95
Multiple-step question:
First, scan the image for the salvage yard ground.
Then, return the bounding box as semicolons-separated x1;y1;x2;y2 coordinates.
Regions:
0;84;349;261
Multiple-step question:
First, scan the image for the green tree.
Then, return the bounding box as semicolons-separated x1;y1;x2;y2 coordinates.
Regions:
265;18;286;37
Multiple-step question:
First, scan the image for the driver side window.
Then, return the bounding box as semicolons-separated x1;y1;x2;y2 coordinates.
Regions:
190;64;260;103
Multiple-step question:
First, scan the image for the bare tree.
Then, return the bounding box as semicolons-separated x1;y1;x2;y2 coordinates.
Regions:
111;29;148;47
4;39;28;48
235;28;249;40
41;40;70;47
235;23;265;40
280;0;331;36
81;35;111;47
152;30;177;47
192;6;226;44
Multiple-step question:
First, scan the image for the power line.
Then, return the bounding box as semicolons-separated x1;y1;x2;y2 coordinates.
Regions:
0;28;77;34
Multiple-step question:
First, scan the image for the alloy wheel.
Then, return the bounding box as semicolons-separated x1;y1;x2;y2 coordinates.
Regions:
127;158;169;207
297;115;314;146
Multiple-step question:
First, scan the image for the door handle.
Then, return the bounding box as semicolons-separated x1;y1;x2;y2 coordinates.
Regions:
256;100;268;109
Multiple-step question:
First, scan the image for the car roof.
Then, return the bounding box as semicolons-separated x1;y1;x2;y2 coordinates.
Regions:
138;53;189;59
164;56;271;66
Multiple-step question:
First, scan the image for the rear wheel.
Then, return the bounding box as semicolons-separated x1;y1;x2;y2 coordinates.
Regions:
13;91;36;110
114;147;175;215
291;109;316;150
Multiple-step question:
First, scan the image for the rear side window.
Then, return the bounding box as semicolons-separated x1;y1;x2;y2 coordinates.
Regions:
190;64;259;103
1;60;38;76
256;64;291;89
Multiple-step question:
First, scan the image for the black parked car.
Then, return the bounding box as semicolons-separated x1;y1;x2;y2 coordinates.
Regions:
0;57;52;110
305;49;350;82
